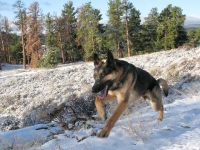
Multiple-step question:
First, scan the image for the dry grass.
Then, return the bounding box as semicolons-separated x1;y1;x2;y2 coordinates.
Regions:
148;66;163;78
121;114;151;142
164;63;180;83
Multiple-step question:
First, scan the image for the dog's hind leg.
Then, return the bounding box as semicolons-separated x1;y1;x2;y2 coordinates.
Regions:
149;87;164;121
95;94;116;121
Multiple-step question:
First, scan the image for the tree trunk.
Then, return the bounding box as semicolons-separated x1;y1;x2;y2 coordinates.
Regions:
61;49;65;63
117;40;123;58
20;19;26;69
0;31;5;67
59;32;65;63
5;33;11;63
92;36;95;52
0;56;2;70
0;31;5;53
126;20;131;57
22;33;26;69
22;38;26;69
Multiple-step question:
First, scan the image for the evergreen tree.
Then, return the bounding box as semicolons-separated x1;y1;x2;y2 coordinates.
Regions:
169;6;187;48
122;0;133;56
13;0;27;69
195;27;200;46
157;4;171;50
128;6;141;54
107;0;124;57
142;8;159;52
45;13;57;48
157;4;186;50
0;16;5;63
10;33;22;64
26;2;44;68
37;46;59;68
187;29;197;47
61;1;78;61
2;17;12;63
98;24;108;59
0;15;4;69
76;2;102;60
54;16;65;63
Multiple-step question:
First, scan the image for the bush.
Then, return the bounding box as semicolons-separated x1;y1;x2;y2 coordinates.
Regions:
37;47;60;68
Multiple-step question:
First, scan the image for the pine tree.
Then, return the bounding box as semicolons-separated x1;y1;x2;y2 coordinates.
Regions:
122;0;133;56
13;0;27;69
2;17;11;63
195;27;200;46
0;15;3;69
10;33;22;64
187;29;197;47
54;16;65;63
169;6;187;48
128;6;141;54
107;0;124;57
45;13;57;48
0;16;5;65
26;2;44;68
157;4;186;50
76;2;102;60
61;1;78;61
142;8;159;52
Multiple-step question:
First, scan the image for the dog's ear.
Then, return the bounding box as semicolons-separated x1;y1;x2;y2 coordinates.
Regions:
106;50;116;69
107;50;114;62
93;53;101;66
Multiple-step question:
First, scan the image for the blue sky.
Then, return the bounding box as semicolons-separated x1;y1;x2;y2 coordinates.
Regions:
0;0;200;25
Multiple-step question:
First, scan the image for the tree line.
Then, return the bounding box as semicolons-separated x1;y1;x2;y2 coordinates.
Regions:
0;0;200;69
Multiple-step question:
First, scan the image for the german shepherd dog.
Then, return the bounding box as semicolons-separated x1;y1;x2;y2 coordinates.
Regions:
92;51;168;138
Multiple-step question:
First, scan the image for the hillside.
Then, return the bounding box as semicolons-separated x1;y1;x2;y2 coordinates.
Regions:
0;47;200;150
184;24;200;31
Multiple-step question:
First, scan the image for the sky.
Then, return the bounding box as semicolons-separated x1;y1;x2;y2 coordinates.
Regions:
0;0;200;25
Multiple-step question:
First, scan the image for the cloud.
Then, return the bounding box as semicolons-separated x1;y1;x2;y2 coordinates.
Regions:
140;17;145;24
0;2;11;11
185;15;200;24
99;19;108;25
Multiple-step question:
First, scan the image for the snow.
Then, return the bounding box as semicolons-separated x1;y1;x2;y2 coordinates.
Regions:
28;95;200;150
0;48;200;150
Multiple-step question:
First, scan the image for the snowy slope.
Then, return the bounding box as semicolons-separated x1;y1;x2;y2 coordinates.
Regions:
37;95;200;150
0;48;200;150
0;92;200;150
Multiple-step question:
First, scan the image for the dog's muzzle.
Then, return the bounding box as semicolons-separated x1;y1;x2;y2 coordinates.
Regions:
92;84;108;100
92;84;101;93
92;87;98;93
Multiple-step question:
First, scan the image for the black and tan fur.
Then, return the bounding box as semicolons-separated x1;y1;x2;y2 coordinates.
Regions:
92;51;168;138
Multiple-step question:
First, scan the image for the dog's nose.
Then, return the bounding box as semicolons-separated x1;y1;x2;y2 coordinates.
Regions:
92;86;98;93
92;88;97;93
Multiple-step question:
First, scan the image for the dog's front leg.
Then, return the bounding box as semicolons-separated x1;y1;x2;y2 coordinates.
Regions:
97;99;128;138
95;94;116;121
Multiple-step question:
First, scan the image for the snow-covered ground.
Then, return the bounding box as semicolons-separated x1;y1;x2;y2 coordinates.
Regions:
0;48;200;150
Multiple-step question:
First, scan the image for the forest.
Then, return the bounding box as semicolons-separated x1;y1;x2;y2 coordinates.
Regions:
0;0;200;69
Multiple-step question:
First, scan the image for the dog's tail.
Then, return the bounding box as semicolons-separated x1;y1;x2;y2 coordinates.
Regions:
157;78;169;97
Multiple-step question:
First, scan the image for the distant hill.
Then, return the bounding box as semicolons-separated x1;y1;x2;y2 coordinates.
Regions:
184;24;200;31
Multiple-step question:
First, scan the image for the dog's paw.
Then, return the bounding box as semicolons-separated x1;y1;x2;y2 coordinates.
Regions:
97;128;110;138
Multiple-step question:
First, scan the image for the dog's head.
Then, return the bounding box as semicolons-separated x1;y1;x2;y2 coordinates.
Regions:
92;51;117;99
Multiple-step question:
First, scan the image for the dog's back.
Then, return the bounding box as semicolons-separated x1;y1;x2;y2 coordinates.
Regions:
134;67;159;95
